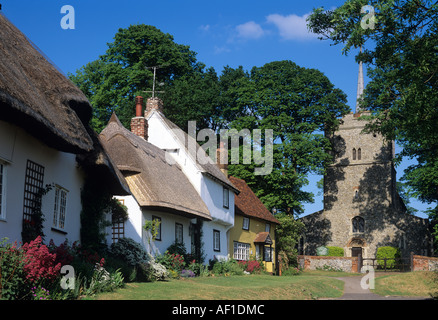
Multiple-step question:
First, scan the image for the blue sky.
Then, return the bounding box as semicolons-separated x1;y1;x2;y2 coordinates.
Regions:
1;0;430;218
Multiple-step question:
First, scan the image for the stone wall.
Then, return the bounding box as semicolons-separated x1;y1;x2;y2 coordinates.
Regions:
298;255;359;273
412;255;438;272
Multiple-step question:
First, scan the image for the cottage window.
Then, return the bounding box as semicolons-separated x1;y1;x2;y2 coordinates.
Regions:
112;215;125;244
213;229;220;251
265;223;271;233
263;246;273;262
352;216;365;233
0;162;6;220
233;242;250;261
53;186;68;230
242;217;249;230
223;187;229;209
175;223;183;243
152;216;161;241
23;160;45;223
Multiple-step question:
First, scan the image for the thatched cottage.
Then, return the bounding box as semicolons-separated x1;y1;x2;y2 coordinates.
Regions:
123;96;239;262
100;111;212;257
0;13;129;245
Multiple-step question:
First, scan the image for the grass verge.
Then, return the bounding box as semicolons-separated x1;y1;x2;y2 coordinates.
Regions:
94;274;345;300
373;272;438;298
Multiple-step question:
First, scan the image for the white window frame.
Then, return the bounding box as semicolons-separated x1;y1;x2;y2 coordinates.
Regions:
53;185;68;230
213;229;220;252
242;217;249;230
223;187;229;209
265;223;271;233
264;246;273;262
175;223;183;244
233;242;250;261
0;161;7;220
152;216;162;241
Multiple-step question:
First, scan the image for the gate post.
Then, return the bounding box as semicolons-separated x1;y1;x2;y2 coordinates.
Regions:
358;253;362;273
410;252;414;272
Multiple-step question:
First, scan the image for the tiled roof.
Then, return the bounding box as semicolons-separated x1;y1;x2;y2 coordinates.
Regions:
253;232;273;244
229;176;280;225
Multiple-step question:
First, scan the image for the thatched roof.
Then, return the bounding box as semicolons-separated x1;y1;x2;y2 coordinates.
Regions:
0;13;93;153
158;116;238;193
228;176;280;225
100;113;212;221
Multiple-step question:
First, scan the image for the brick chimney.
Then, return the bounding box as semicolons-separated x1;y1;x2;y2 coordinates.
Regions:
146;97;163;115
130;96;148;140
216;141;228;177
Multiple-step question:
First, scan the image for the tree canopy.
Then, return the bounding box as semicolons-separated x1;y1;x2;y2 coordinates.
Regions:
225;60;350;215
70;25;350;216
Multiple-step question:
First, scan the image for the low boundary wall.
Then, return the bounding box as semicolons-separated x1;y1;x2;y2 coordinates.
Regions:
297;255;359;273
412;255;438;271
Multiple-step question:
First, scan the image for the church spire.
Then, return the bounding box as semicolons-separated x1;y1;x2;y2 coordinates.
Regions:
355;46;364;113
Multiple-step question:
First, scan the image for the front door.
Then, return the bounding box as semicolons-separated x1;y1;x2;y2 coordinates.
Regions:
351;247;362;257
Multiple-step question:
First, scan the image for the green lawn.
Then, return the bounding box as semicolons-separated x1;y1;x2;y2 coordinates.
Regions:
95;273;345;300
373;272;438;297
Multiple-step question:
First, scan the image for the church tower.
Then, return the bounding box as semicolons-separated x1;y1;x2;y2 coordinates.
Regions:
301;55;431;259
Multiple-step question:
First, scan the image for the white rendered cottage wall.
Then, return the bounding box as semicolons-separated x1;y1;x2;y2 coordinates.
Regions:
0;120;85;245
110;195;193;257
146;112;202;193
201;175;234;262
146;112;235;262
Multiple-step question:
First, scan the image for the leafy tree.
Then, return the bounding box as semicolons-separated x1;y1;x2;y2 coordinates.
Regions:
163;66;223;132
227;61;350;215
69;24;201;132
275;212;305;268
307;0;438;240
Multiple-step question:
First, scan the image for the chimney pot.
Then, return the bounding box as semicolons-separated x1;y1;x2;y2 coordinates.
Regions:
135;96;144;117
146;97;163;114
131;96;148;140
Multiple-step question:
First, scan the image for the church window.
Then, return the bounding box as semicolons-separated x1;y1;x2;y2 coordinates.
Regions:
352;216;365;233
358;148;362;160
352;148;357;160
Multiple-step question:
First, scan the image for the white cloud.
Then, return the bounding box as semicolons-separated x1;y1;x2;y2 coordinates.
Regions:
235;21;265;39
199;24;210;32
266;13;318;40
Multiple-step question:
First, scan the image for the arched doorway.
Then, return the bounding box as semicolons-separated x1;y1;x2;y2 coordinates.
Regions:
347;237;366;257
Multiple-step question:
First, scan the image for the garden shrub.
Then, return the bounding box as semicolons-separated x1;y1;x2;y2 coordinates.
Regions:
210;258;244;276
156;251;185;273
326;246;344;257
144;256;169;281
0;239;28;300
376;246;401;269
238;259;263;274
21;236;61;284
187;260;209;277
110;238;149;267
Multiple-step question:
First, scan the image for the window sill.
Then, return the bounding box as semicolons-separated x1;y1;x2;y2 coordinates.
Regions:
51;227;68;235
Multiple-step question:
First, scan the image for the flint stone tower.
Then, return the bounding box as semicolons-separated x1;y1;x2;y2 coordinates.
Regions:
301;59;432;258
